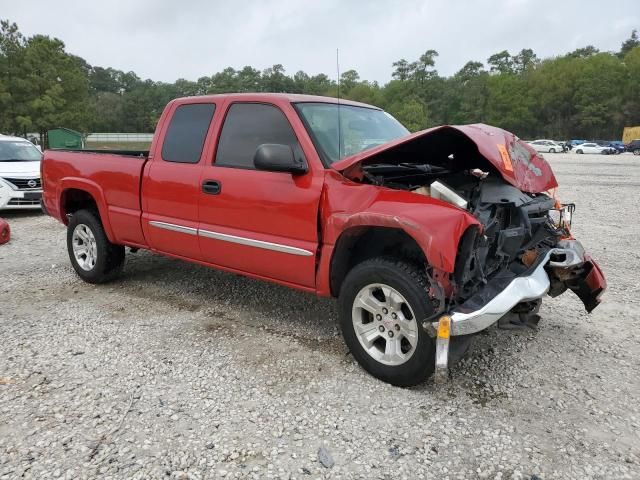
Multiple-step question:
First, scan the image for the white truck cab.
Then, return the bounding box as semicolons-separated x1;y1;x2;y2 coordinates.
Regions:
0;135;44;210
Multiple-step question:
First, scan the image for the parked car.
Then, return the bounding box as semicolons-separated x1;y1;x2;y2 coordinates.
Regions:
528;139;565;153
41;93;607;387
606;141;625;154
625;139;640;155
0;134;44;210
573;142;613;154
595;141;621;154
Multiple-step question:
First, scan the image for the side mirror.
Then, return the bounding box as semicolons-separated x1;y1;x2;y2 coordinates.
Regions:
253;144;308;175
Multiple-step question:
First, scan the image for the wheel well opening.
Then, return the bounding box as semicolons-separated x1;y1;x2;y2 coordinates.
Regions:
61;189;98;220
330;227;426;297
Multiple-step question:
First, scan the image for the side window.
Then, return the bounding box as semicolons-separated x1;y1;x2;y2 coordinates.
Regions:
215;103;301;169
162;103;216;163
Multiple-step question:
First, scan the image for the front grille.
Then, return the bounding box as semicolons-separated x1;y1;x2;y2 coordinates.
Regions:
8;198;40;206
2;177;41;190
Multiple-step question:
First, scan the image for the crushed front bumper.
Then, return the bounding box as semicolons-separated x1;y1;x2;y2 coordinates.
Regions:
448;239;605;336
432;239;606;382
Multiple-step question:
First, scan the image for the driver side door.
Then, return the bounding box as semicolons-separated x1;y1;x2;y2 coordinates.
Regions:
197;101;324;289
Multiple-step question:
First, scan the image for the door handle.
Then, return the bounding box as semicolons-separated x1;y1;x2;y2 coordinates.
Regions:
202;180;221;195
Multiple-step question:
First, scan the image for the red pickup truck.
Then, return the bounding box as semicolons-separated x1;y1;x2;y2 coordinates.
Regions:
42;93;606;386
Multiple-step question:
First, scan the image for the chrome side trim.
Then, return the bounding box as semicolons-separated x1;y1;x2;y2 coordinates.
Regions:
199;229;314;257
149;220;198;236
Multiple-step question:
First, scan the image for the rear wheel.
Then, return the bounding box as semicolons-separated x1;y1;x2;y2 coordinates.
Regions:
67;209;125;283
549;148;556;153
338;257;436;387
634;149;640;156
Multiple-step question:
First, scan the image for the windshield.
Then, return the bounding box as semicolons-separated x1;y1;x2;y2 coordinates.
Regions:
0;141;42;162
294;102;409;165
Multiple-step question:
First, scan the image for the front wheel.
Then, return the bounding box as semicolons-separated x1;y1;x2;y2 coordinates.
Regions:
549;148;556;153
67;209;125;283
634;149;640;156
338;257;436;387
576;149;583;154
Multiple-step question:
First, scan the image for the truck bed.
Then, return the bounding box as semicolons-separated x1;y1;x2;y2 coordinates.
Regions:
42;149;148;247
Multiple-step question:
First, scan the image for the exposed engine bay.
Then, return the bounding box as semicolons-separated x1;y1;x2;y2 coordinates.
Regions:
359;159;589;313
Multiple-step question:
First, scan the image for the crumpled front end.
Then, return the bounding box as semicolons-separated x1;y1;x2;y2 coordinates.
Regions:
330;121;606;382
430;180;606;382
449;238;606;337
444;176;606;335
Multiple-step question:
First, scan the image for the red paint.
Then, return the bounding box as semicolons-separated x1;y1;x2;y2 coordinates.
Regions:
0;217;9;244
320;169;479;273
41;94;602;311
581;254;607;311
333;123;558;193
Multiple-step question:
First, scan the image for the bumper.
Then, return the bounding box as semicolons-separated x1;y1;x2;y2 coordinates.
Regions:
0;186;43;210
448;240;603;336
431;239;606;383
449;252;553;336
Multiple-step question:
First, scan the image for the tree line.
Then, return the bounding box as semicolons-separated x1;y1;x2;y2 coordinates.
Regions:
1;18;639;140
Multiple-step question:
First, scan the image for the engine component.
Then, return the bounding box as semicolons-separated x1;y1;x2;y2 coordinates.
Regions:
430;180;468;209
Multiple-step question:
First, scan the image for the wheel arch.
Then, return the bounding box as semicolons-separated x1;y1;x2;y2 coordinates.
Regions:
329;226;428;297
58;179;115;242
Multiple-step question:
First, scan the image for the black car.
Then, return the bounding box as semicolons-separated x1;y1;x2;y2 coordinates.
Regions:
626;139;640;155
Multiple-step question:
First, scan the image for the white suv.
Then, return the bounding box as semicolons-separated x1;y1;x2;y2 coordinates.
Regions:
0;135;44;210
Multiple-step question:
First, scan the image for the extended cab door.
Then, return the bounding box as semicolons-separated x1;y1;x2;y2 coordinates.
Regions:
197;101;324;289
141;101;216;259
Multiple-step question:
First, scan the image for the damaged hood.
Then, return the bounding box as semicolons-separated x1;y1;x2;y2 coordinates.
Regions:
332;123;558;193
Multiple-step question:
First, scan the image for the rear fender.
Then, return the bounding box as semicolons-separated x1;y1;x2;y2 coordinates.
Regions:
58;178;115;242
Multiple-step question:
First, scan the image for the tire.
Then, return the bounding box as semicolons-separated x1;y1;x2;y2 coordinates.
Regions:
634;149;640;156
338;257;436;387
576;149;583;154
549;148;556;153
67;209;125;283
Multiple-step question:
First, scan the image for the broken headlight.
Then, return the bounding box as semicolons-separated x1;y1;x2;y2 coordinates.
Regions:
548;203;575;229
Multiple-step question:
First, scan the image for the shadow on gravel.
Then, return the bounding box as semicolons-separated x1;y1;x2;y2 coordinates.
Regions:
111;250;341;351
0;210;44;219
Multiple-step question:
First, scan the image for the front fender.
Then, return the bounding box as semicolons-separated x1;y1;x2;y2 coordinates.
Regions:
321;171;480;273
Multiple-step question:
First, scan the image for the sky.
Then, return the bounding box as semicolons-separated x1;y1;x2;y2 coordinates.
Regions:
3;0;638;84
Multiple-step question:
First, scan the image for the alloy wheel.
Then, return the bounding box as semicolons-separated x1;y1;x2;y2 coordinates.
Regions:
351;283;419;366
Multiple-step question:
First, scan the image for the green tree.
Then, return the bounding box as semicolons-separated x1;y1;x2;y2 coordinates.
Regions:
619;29;639;58
567;45;599;58
391;59;411;81
488;50;514;74
410;50;438;84
513;48;538;73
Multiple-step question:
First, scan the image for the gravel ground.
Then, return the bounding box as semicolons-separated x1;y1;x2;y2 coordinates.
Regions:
1;152;639;479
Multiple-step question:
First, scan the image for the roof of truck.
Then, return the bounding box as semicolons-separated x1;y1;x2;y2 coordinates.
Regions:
174;93;379;109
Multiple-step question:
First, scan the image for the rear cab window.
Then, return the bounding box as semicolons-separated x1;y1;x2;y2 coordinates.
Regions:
162;103;216;163
215;103;304;169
